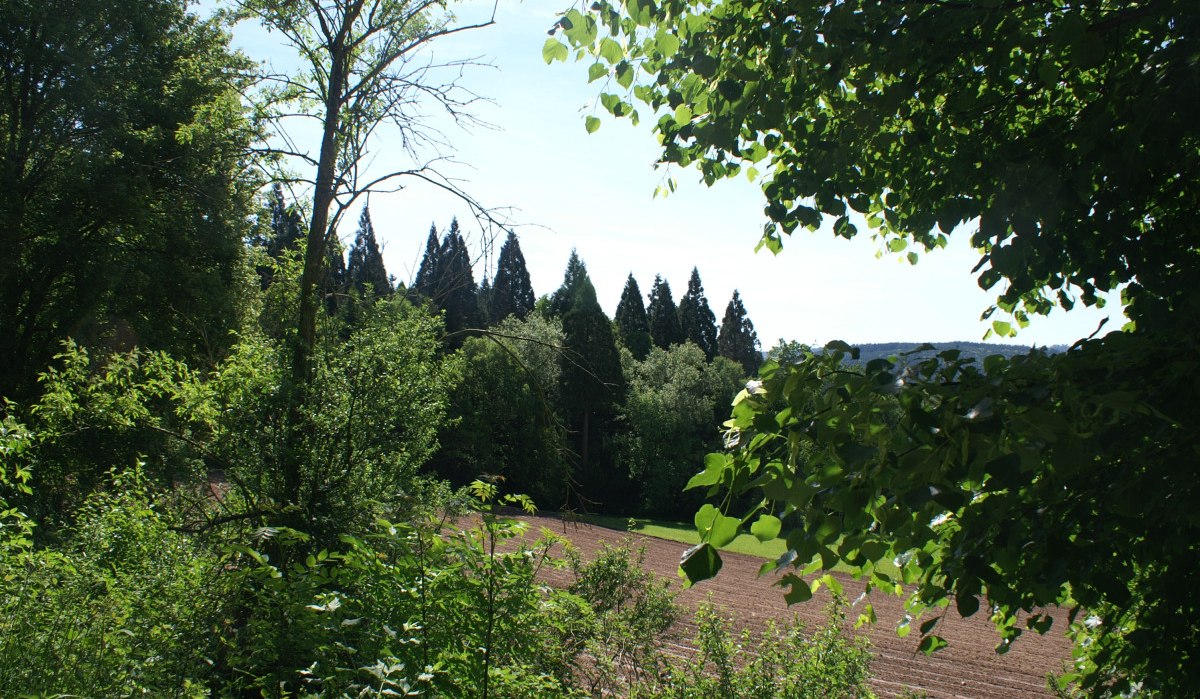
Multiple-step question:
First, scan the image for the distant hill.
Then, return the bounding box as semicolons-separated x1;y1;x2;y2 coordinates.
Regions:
847;341;1067;366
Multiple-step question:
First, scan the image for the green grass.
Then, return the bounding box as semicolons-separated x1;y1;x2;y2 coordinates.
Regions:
578;514;894;578
581;513;789;560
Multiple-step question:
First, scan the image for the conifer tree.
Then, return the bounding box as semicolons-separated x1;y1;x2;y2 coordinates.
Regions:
254;184;306;289
717;289;761;375
436;217;480;345
614;273;651;360
411;223;440;300
557;256;627;508
346;205;391;297
322;236;347;315
677;267;718;360
488;231;536;323
477;277;493;326
647;274;683;349
547;249;588;318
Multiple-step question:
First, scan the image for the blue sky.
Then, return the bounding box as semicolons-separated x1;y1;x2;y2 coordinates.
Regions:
219;0;1121;347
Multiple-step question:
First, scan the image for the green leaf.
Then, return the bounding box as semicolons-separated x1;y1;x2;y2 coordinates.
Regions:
542;38;569;64
599;37;623;64
956;593;980;618
674;104;693;125
686;453;728;490
585;116;601;134
750;513;782;542
587;62;607;83
655;29;680;57
992;319;1013;337
918;635;949;655
679;542;722;586
778;573;813;604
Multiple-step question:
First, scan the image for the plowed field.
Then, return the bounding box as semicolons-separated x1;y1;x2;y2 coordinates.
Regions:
519;515;1074;699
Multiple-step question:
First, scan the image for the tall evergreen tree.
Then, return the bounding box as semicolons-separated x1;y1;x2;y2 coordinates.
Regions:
488;231;536;323
322;236;347;315
477;277;493;326
646;275;683;349
436;218;480;345
717;290;761;375
254;184;306;289
557;257;627;509
411;223;440;300
547;249;588;318
614;273;651;360
677;267;718;360
346;205;391;297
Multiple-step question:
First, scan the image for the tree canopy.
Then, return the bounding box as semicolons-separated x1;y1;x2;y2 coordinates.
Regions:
678;267;718;360
615;273;652;360
347;206;391;297
646;275;683;349
487;231;537;323
552;0;1200;694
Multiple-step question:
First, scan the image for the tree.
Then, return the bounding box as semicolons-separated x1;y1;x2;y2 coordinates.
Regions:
488;231;536;324
617;343;743;518
614;274;652;360
412;223;441;300
238;0;496;509
555;255;626;509
436;218;480;345
677;267;718;360
553;1;1200;693
431;314;568;508
716;291;760;376
547;249;588;318
346;205;391;297
646;275;683;350
0;0;257;401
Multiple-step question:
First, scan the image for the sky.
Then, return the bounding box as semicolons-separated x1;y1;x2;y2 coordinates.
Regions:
219;0;1122;348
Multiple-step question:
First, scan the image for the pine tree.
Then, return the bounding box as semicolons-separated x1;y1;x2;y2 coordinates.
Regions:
557;256;627;508
489;231;536;323
677;267;718;360
647;274;684;349
255;183;305;289
412;223;440;300
614;273;651;360
548;249;588;318
717;290;761;375
346;205;391;297
436;217;480;345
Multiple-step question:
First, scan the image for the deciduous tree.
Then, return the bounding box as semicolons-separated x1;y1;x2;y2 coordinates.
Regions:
552;1;1200;692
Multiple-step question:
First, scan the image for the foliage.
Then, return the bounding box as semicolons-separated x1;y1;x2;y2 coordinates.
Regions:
433;314;569;508
617;343;743;517
677;267;718;360
220;480;587;698
347;205;392;297
0;466;226;697
716;290;761;375
557;257;627;509
552;1;1200;694
565;540;679;696
487;231;537;324
0;0;258;401
615;273;653;360
646;275;684;349
628;598;874;699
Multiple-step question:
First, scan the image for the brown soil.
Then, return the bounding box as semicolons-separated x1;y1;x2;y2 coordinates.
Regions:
517;514;1074;699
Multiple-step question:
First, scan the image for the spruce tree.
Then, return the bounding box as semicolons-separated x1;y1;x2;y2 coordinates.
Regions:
677;267;718;360
322;235;347;315
557;256;627;509
489;231;536;323
647;274;684;349
347;205;391;297
436;217;480;345
412;223;440;300
717;289;761;375
614;273;651;360
548;249;588;317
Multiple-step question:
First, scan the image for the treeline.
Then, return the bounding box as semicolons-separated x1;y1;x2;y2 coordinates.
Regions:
0;2;879;696
253;186;765;516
